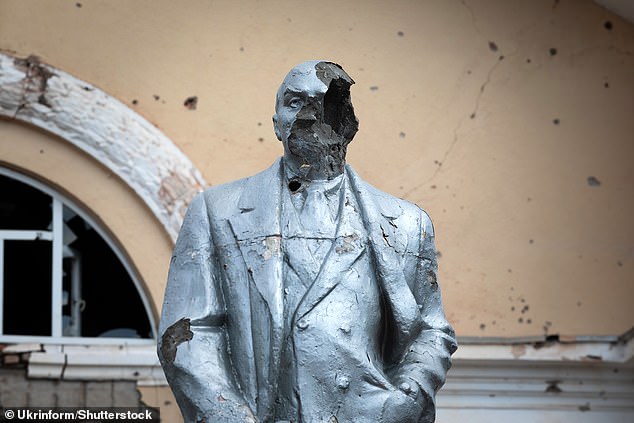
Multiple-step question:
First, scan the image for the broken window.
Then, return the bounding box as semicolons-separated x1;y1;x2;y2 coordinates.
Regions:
0;169;154;342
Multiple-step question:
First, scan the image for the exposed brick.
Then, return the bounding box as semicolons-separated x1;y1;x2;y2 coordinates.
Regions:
112;381;141;407
26;379;59;407
55;380;85;407
0;368;29;406
85;381;113;407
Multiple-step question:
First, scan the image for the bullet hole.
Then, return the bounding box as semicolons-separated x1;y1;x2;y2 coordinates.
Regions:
521;305;529;314
549;47;558;56
577;301;582;307
479;323;486;330
133;371;140;376
239;47;244;52
159;318;193;364
433;160;442;166
184;96;198;110
578;403;591;412
83;86;93;91
39;149;44;154
76;2;82;7
288;179;302;193
511;306;516;311
467;70;472;75
257;122;262;126
153;95;160;101
545;381;563;393
492;320;496;325
518;317;524;323
553;118;560;125
369;86;379;91
164;400;172;406
132;99;138;105
429;185;437;190
527;319;532;324
470;113;476;119
529;239;534;244
604;82;609;88
604;21;613;31
399;132;406;138
436;250;442;258
587;176;601;187
397;31;404;37
499;55;505;61
258;137;264;142
527;197;532;202
507;268;512;273
488;41;498;52
526;58;532;63
617;261;623;267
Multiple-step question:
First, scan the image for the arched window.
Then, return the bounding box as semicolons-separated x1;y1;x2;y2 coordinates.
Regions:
0;167;155;344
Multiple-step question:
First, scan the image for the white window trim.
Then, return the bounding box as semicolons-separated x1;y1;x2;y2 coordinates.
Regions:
0;167;157;345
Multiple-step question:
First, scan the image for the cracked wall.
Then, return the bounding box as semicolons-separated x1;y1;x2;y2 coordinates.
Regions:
0;0;632;343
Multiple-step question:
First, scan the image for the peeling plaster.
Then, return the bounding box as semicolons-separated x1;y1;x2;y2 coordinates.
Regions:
0;52;206;242
159;318;193;365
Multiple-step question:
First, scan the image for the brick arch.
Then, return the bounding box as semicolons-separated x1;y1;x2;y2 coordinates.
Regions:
0;52;206;242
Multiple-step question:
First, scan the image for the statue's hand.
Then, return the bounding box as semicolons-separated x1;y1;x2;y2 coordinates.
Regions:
380;377;430;423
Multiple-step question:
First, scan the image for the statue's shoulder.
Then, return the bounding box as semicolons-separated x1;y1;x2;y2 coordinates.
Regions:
198;159;282;217
347;166;434;236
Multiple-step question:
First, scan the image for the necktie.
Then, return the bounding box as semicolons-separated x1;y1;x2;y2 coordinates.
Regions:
300;186;335;236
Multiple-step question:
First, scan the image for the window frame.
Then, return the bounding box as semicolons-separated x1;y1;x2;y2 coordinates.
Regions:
0;167;157;345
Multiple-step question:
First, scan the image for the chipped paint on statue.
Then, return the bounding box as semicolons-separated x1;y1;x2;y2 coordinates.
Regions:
158;61;457;423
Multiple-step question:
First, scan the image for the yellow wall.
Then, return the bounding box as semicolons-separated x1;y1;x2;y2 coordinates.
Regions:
1;0;632;339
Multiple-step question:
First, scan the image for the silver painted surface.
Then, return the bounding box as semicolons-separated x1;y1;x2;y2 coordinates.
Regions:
158;61;457;423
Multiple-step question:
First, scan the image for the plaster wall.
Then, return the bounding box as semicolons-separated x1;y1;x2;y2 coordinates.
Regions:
0;0;632;339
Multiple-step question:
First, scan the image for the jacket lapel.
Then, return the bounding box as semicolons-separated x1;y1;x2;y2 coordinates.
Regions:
228;159;284;418
346;165;423;352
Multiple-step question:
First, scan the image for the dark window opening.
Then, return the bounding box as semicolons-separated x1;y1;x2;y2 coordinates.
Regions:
0;174;51;230
3;240;52;336
63;208;151;338
0;172;152;340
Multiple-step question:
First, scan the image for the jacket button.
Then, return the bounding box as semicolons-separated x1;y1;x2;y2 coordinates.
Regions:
337;376;350;390
296;319;309;330
339;323;351;334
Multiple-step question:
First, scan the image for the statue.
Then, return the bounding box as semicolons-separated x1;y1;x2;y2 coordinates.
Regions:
158;61;457;423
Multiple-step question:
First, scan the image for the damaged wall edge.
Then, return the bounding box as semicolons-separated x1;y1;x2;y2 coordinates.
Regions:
0;52;207;242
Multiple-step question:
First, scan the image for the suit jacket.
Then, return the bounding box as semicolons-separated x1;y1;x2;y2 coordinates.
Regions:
158;158;457;423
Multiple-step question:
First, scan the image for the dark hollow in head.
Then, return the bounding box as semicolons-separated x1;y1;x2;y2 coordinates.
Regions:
315;61;359;144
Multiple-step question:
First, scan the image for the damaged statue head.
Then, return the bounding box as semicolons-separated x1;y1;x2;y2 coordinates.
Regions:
273;61;358;181
158;61;457;423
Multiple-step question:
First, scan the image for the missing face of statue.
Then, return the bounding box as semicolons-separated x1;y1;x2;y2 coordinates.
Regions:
273;61;359;181
158;60;456;423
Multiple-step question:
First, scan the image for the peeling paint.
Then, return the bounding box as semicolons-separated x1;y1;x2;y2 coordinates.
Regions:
511;344;526;358
159;318;193;365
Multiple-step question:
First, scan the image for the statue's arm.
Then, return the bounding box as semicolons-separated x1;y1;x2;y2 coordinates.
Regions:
158;193;255;423
390;210;457;422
